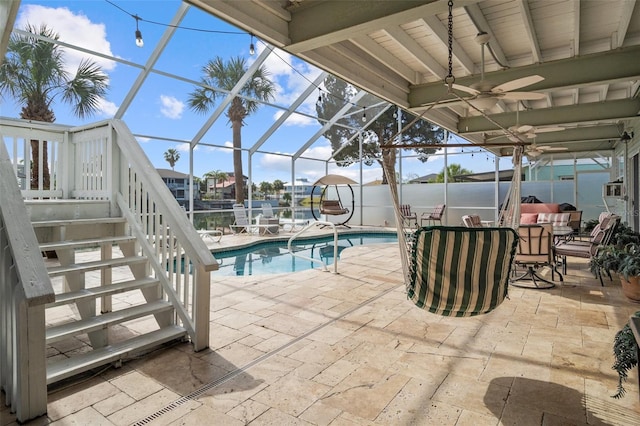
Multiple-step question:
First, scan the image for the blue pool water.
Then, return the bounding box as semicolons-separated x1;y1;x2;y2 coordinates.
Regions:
212;232;397;276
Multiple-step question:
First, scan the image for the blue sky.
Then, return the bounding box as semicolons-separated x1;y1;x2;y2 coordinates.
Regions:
2;0;500;184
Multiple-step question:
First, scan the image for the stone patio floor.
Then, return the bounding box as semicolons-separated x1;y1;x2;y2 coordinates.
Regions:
3;227;640;425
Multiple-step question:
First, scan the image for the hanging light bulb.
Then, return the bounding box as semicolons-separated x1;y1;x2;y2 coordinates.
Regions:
134;15;143;47
249;34;255;55
362;107;367;122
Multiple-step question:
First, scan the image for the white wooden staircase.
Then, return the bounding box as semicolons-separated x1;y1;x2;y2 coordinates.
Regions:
28;200;188;385
2;118;217;422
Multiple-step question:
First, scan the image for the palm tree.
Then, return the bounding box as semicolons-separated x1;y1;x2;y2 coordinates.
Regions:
188;56;275;204
203;170;228;200
0;24;108;189
259;181;273;199
433;163;473;183
273;179;284;200
163;148;180;170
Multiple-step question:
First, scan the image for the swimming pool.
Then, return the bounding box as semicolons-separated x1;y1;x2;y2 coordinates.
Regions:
212;232;397;276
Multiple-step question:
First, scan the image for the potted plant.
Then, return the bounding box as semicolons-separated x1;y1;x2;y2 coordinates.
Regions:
589;224;640;301
590;244;624;278
612;311;640;398
618;243;640;301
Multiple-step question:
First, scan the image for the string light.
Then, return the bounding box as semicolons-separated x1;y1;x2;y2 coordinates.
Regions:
134;15;143;47
106;0;391;123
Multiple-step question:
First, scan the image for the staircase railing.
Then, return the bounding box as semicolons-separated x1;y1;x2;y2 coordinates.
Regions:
110;119;217;350
0;139;55;422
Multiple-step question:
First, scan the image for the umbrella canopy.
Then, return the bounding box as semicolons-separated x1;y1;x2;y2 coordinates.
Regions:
313;174;357;186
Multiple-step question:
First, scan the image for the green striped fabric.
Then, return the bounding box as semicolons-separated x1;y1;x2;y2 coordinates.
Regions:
408;226;518;317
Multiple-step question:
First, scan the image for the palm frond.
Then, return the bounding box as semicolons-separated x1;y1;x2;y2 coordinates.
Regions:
62;59;109;119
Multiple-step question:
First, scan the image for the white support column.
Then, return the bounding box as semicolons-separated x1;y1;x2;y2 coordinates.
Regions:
192;265;210;352
494;156;500;222
14;291;48;422
359;131;363;225
188;145;194;222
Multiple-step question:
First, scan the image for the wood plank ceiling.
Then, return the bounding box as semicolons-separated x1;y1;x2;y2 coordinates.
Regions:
186;0;640;157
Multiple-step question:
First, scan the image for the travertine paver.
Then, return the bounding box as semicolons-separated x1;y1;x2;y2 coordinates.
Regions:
6;233;640;425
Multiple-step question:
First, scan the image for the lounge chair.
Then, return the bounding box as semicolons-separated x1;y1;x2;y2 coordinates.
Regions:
231;204;274;235
258;203;281;235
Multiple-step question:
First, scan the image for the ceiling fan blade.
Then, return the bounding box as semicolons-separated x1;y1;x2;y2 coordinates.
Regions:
500;91;546;100
516;125;534;133
540;147;568;151
532;126;565;133
492;75;544;93
450;83;479;95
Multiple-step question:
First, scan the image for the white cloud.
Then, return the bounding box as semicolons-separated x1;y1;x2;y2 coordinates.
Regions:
16;5;117;74
176;143;198;152
96;98;118;116
272;111;316;127
159;95;184;119
136;137;150;143
254;45;323;128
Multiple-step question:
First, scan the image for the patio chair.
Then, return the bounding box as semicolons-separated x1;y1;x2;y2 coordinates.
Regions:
399;204;417;228
462;214;483;228
261;202;278;219
511;223;562;289
230;204;274;235
554;214;620;286
259;203;282;234
421;204;446;226
197;229;222;243
567;210;583;236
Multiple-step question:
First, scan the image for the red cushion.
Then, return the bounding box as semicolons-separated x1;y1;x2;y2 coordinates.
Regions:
520;213;539;224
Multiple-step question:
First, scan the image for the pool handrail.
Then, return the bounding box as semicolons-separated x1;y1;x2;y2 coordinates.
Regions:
287;221;339;274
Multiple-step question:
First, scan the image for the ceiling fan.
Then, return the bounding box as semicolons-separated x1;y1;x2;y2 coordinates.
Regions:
504;124;565;142
524;141;568;158
451;33;546;110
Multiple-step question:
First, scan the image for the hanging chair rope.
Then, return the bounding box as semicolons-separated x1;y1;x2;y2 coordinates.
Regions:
379;0;522;316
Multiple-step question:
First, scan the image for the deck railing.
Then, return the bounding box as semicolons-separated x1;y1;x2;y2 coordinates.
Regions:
0;138;55;421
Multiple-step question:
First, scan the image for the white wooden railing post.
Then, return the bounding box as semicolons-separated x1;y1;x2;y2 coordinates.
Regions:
192;265;211;351
13;290;49;421
0;138;54;423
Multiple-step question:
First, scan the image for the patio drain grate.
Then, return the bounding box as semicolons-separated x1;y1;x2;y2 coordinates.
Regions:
131;277;402;426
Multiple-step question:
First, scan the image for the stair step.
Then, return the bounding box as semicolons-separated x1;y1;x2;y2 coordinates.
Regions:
46;300;173;343
47;325;187;385
32;217;127;228
47;256;148;277
40;235;137;252
48;277;160;308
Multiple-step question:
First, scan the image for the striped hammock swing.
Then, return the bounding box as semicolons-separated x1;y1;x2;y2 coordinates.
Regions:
382;144;523;317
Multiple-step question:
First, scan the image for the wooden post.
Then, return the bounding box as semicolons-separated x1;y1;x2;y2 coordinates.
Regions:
191;264;210;351
14;289;48;422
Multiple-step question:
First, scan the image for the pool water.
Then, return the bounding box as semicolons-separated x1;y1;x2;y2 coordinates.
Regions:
212;233;397;276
